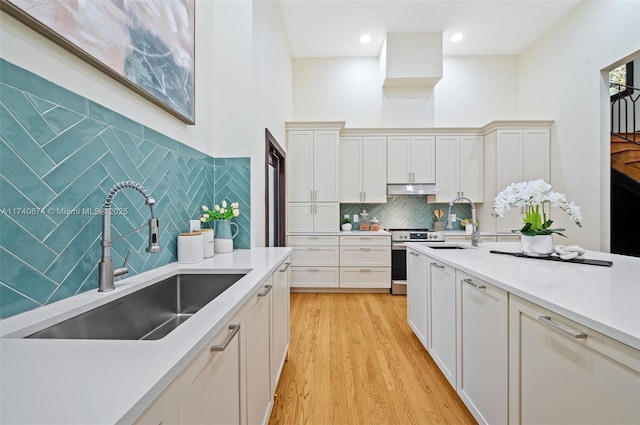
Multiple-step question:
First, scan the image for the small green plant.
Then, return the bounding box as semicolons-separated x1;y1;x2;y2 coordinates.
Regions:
342;216;352;224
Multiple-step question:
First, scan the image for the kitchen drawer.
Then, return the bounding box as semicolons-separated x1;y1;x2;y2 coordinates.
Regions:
290;266;339;288
340;267;391;288
340;235;391;246
340;246;391;266
446;235;497;243
287;235;339;246
497;235;520;242
290;246;339;266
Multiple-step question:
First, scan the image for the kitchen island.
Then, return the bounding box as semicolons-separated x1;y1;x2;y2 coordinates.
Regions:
0;247;292;425
406;241;639;425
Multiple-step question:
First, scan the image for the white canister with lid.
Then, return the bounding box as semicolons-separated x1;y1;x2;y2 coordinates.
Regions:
194;228;214;258
178;232;204;263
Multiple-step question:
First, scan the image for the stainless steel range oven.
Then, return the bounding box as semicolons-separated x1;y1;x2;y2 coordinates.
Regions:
389;229;446;295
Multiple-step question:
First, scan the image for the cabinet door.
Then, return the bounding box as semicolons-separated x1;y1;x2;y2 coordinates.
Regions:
135;380;179;425
339;267;391;288
522;129;549;182
361;136;387;203
290;267;339;288
178;310;243;425
246;283;273;425
459;136;484;202
509;295;640;425
287;131;313;202
496;130;524;233
340;136;363;203
457;271;508;425
429;259;457;388
411;136;436;183
313;202;339;232
271;259;290;392
407;250;429;348
287;203;313;233
387;136;411;183
435;136;458;202
313;130;340;202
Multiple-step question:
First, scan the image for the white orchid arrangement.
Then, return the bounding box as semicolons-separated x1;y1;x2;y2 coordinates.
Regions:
493;179;582;237
200;200;240;223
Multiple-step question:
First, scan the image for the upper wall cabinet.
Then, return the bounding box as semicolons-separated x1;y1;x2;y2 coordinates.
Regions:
387;135;435;184
340;136;387;203
435;135;484;203
483;124;551;233
288;129;340;203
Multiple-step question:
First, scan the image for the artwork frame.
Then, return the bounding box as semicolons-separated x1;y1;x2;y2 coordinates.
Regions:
1;0;196;124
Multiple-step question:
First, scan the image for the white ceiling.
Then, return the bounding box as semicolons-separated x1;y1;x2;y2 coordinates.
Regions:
277;0;582;58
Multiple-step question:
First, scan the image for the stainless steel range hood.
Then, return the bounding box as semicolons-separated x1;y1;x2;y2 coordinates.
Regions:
387;183;439;196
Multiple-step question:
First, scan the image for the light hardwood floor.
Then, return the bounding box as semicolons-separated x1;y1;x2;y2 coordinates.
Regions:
269;293;477;425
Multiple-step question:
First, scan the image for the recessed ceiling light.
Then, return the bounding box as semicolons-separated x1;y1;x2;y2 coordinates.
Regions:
360;34;372;44
451;33;464;43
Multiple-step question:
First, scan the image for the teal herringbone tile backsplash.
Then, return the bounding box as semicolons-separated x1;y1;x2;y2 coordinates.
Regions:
0;59;250;318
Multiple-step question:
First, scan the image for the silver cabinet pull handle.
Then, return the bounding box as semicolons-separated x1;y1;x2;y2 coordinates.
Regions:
538;316;587;339
360;247;371;251
360;268;371;272
308;268;320;271
409;252;419;256
210;324;240;352
280;262;290;272
308;247;320;251
431;262;445;268
257;284;273;297
463;278;486;289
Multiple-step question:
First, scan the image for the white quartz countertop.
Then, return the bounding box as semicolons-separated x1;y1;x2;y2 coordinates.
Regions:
0;247;292;425
408;242;640;350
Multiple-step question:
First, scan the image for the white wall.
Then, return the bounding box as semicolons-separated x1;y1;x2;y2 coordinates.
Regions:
292;55;519;127
435;56;519;127
0;0;293;248
517;0;640;250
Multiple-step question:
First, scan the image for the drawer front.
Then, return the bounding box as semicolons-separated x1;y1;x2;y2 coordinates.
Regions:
291;246;339;266
287;235;339;246
340;246;391;266
290;267;339;288
340;267;391;288
340;235;391;246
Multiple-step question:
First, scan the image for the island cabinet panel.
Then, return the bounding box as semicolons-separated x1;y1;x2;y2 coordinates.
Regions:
246;281;273;425
178;307;244;425
429;258;457;388
407;249;429;348
271;257;291;392
134;379;179;425
508;295;640;425
456;270;508;425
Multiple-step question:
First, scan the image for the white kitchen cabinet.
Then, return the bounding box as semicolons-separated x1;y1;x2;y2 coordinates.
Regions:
288;236;340;288
134;380;179;425
493;128;549;233
339;235;391;289
387;135;435;183
271;257;290;393
246;281;273;425
407;248;429;348
287;130;340;202
340;136;387;203
178;308;244;425
456;271;508;425
435;135;484;203
429;258;457;388
508;295;640;425
287;202;339;233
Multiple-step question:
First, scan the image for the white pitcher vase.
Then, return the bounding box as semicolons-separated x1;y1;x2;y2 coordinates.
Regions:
214;219;238;254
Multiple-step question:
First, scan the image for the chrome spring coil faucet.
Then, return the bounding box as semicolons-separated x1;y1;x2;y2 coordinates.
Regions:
98;181;161;292
447;196;480;247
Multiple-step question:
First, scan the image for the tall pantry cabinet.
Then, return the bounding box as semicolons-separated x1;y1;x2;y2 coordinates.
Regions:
482;122;552;233
287;124;342;232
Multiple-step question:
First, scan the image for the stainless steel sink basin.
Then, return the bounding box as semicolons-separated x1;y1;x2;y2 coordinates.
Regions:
26;273;245;340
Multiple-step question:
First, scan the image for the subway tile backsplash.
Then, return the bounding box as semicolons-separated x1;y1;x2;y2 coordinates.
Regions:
341;197;472;230
0;59;250;318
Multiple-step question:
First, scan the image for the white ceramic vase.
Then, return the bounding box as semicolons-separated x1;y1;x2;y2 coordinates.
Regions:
520;234;554;257
341;223;352;231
